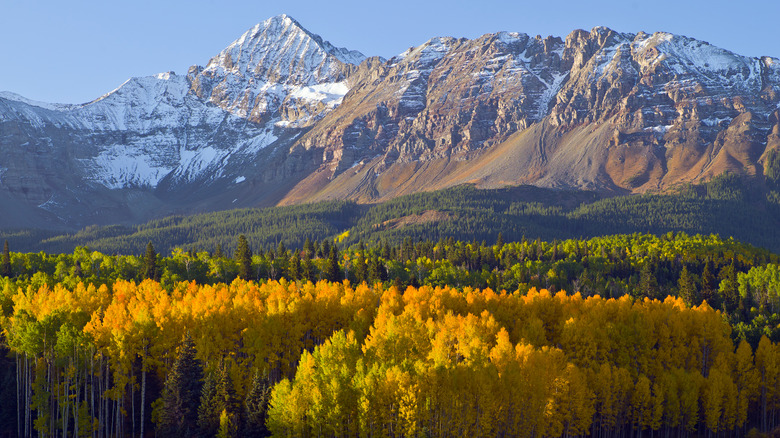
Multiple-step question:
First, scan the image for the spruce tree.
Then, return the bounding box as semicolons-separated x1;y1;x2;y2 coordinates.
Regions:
197;371;219;437
198;361;238;438
301;252;314;283
303;237;314;258
288;253;300;281
144;242;157;280
719;261;739;313
2;240;10;278
235;235;252;280
638;262;660;300
354;250;367;283
677;265;698;307
243;370;271;437
157;333;203;438
701;261;721;308
323;245;342;282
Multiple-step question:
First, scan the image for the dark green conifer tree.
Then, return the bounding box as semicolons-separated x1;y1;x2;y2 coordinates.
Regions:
323;245;342;282
243;370;271;437
144;242;157;280
235;235;252;280
287;253;300;281
495;232;504;249
701;261;721;308
638;262;660;300
719;260;739;313
301;252;314;283
303;237;314;258
677;265;698;307
197;371;219;437
2;240;11;278
198;360;238;438
367;256;386;283
157;333;203;438
354;250;367;283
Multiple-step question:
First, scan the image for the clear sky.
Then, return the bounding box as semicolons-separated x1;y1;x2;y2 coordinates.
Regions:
1;0;778;104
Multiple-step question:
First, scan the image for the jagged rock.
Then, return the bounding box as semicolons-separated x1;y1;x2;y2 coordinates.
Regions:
1;16;779;227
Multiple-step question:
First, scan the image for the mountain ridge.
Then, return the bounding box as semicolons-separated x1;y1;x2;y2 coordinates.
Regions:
1;16;779;229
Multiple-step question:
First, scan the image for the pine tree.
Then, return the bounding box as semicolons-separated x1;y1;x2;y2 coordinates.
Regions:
323;245;342;282
243;371;272;437
157;333;203;438
495;232;504;249
144;241;157;280
288;253;300;281
677;265;698;307
197;371;219;437
198;361;238;438
301;252;314;283
719;261;739;313
2;240;11;278
368;256;386;283
236;235;253;280
354;251;367;283
701;261;721;308
638;262;660;300
303;238;314;258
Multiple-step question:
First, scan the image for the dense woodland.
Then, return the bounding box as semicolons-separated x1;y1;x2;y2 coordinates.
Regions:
2;232;780;436
5;171;780;256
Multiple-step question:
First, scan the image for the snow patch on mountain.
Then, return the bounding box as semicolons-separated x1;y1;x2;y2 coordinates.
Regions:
537;72;568;119
636;32;761;91
90;145;174;189
0;92;79;111
397;37;454;67
289;81;350;105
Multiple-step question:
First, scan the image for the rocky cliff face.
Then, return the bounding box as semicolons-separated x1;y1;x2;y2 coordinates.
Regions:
1;16;778;228
283;26;780;203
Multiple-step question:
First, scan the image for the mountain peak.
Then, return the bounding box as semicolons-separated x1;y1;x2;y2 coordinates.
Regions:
203;14;366;85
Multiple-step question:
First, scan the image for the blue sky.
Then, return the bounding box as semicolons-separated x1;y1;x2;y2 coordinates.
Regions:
1;0;778;104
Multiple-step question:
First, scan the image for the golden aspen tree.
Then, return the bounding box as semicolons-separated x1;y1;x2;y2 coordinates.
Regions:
734;339;760;429
755;336;779;431
631;375;652;437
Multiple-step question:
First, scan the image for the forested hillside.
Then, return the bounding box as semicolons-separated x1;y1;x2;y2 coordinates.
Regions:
5;174;780;255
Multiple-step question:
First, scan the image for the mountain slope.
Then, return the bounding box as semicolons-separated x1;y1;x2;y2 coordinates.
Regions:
282;27;780;204
1;18;779;229
0;15;364;228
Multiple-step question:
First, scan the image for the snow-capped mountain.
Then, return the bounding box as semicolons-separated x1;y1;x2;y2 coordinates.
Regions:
188;14;364;125
0;15;364;227
1;17;779;228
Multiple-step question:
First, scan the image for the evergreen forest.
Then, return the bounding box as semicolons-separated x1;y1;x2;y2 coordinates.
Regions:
5;172;780;256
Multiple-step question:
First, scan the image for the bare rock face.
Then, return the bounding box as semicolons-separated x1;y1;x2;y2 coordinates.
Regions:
282;26;780;203
1;16;780;227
